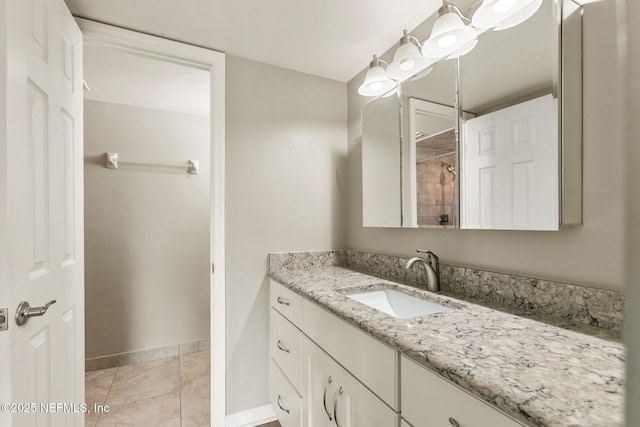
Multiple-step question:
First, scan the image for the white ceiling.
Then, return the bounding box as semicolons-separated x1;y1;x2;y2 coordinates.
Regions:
63;0;442;82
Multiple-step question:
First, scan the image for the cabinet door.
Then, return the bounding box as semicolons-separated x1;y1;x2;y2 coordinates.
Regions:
302;337;399;427
334;364;399;427
302;337;340;427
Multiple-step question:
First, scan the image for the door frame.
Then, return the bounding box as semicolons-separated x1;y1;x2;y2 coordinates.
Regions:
75;19;226;426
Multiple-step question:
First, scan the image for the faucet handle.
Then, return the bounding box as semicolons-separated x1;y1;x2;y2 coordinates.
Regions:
416;249;439;267
416;249;431;260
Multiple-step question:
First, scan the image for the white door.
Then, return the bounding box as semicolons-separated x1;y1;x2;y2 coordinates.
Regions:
462;94;558;230
0;0;84;426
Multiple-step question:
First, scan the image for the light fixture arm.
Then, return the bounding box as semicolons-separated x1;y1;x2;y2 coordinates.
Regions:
400;29;424;50
369;54;390;69
440;0;471;23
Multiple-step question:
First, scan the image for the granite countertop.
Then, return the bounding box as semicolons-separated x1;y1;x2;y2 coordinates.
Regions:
268;266;625;427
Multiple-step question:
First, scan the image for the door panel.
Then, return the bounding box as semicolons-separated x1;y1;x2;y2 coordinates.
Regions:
60;109;76;267
27;80;51;278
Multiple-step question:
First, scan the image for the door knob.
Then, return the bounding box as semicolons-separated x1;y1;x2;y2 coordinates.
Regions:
15;300;56;326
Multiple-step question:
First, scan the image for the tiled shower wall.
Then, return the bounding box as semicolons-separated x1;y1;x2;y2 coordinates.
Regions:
415;129;456;227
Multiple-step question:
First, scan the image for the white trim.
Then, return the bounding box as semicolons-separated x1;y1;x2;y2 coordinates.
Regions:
74;19;226;426
225;404;277;427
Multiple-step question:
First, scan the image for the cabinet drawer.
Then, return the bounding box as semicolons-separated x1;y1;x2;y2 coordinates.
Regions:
401;355;523;427
303;299;398;410
270;359;302;427
271;279;303;328
270;308;302;393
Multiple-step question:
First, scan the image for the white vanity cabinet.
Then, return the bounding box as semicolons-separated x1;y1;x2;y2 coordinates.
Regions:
401;355;523;427
302;337;399;427
270;279;522;427
270;279;400;427
270;281;304;426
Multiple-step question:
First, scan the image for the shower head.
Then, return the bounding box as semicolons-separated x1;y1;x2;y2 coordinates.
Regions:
446;164;456;177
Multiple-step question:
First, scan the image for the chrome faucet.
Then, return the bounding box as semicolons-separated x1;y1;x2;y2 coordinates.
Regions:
404;250;440;292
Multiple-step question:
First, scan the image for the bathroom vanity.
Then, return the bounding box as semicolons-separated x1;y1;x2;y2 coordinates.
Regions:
268;262;624;427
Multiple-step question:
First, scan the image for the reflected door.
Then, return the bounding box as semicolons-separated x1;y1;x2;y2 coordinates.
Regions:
462;95;558;230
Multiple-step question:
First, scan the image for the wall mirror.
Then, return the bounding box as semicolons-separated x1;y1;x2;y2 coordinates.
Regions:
361;0;583;230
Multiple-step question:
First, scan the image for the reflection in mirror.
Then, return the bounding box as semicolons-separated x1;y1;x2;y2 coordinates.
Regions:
401;60;458;229
362;93;401;227
462;95;558;229
405;100;457;228
459;0;559;230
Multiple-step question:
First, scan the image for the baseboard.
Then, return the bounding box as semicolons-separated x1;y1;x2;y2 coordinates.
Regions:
85;339;210;372
226;404;277;427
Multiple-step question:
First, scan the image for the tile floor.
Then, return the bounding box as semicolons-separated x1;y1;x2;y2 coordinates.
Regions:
85;351;210;427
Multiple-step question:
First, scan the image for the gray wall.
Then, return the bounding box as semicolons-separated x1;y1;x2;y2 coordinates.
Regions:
622;0;640;422
346;1;625;291
225;56;348;414
84;100;210;359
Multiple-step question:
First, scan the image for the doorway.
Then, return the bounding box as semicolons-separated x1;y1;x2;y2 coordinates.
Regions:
77;19;226;426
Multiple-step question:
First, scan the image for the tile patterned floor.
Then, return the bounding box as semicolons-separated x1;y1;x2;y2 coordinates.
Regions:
85;351;210;427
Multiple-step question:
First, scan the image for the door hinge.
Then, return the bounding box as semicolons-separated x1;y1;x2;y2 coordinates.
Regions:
212;262;215;274
0;308;8;331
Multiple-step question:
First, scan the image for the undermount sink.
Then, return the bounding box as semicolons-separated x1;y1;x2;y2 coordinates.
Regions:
346;288;453;319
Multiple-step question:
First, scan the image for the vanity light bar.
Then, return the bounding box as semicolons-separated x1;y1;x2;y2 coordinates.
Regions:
358;0;543;97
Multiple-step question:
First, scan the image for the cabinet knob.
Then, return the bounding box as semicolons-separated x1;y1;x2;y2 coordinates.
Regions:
449;417;460;427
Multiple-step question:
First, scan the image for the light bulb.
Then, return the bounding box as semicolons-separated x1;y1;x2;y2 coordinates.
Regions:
399;58;415;71
422;11;476;58
493;0;517;13
438;34;457;48
358;56;398;97
387;34;432;81
472;0;542;30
